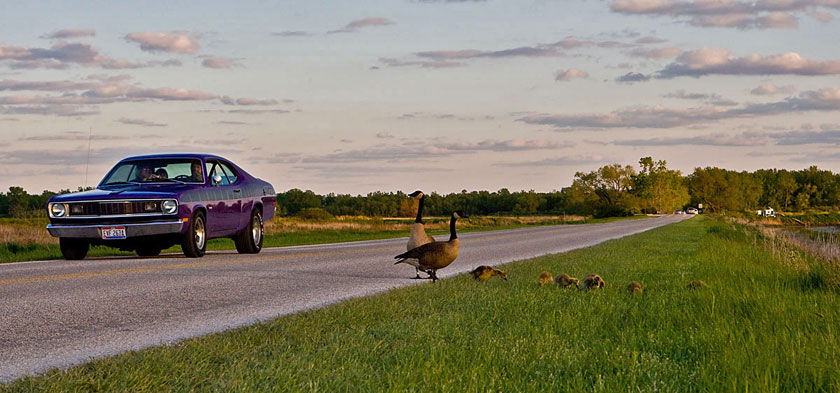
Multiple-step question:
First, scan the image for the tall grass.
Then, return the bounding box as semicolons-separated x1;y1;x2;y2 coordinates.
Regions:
4;216;838;392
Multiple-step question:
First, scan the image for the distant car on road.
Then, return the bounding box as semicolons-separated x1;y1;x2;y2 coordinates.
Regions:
46;154;276;260
675;210;684;215
686;208;698;214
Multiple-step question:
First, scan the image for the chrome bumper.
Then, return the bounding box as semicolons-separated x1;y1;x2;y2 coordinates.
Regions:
47;221;184;238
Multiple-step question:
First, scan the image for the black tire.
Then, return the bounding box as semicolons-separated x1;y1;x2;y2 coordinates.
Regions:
235;209;263;254
59;238;89;260
181;210;207;258
135;244;162;257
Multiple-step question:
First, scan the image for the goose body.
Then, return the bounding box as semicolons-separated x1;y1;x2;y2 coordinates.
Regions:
403;191;436;278
395;211;467;282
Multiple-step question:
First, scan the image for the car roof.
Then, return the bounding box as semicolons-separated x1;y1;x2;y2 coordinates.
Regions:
119;153;228;162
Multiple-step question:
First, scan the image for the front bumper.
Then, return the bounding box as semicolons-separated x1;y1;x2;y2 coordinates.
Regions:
47;220;184;238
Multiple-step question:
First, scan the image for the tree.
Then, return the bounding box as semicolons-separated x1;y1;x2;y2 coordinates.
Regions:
633;157;689;214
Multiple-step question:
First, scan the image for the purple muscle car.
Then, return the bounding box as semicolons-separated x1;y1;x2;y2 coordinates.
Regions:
46;154;276;260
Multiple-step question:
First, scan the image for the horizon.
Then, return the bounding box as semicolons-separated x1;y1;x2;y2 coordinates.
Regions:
2;1;839;195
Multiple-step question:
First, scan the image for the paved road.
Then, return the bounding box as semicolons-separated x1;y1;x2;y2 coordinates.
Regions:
0;214;691;382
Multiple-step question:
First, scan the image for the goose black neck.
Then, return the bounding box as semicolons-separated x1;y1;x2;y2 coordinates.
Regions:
415;195;425;223
449;215;458;240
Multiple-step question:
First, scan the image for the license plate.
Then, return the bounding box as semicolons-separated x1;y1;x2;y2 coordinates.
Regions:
101;226;127;240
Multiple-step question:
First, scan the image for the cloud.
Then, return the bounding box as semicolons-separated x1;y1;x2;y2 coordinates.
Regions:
378;57;463;68
0;105;98;116
216;120;253;126
18;132;128;141
376;132;395;139
125;32;199;54
518;87;840;129
657;49;840;78
758;12;799;28
272;31;311;37
201;56;240;69
635;36;668;44
417;46;564;60
117;118;167;127
328;17;394;34
219;96;279;105
41;29;96;39
555;68;589;81
750;83;797;95
616;72;651;82
809;11;835;23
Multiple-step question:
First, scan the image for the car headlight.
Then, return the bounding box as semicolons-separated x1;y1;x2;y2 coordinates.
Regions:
162;200;178;214
50;203;67;217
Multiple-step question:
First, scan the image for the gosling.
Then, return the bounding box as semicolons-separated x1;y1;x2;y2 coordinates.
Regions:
538;271;553;286
554;274;580;289
627;281;643;294
470;265;508;281
581;274;605;290
686;280;708;290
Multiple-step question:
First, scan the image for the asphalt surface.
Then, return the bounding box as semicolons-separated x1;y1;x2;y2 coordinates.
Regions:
0;214;691;382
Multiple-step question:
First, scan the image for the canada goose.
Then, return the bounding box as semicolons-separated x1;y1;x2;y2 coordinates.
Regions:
554;273;580;289
686;280;708;290
581;274;605;290
538;271;553;286
470;265;507;281
394;211;468;282
627;281;643;294
404;190;436;279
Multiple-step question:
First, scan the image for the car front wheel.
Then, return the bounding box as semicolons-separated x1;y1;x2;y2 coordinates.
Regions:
181;211;207;258
59;238;89;260
235;209;263;254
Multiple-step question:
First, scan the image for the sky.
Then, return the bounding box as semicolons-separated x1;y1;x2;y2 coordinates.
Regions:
1;0;839;195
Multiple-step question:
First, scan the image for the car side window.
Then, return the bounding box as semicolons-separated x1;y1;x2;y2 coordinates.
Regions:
206;161;231;185
218;162;238;184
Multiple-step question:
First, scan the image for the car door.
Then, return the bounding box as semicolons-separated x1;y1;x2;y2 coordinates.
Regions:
205;160;239;234
217;160;244;230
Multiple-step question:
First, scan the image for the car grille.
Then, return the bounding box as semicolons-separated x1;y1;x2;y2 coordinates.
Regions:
67;200;162;217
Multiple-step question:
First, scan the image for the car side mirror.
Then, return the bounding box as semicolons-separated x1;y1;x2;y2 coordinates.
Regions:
212;174;223;186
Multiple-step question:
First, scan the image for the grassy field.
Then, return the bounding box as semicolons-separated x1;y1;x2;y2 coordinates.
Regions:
0;215;647;263
3;216;838;392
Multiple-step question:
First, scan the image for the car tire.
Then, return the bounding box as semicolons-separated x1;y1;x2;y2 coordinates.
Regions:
235;209;263;254
181;210;207;258
136;244;162;257
59;238;89;260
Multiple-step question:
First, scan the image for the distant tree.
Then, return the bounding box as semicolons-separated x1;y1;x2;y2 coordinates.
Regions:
633;157;689;214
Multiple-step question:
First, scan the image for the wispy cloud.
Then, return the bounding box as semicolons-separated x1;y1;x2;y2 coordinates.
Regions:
616;72;650;83
271;31;311;37
41;29;96;39
125;32;199;54
303;139;571;163
555;68;589;81
750;83;797;95
498;155;606;167
519;87;840;129
610;0;832;29
201;56;241;69
328;17;394;34
117;117;166;127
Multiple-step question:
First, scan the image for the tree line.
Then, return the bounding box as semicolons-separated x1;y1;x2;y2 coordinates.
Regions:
3;157;839;218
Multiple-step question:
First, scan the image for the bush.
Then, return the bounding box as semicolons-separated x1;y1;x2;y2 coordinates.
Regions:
296;208;334;221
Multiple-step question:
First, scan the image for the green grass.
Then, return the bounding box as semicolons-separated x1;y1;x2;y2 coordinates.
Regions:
0;215;650;263
4;216;839;392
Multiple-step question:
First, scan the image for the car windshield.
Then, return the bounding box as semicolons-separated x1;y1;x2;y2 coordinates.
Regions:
100;159;205;185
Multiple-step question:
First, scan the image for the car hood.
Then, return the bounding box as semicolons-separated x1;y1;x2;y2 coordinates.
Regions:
49;185;190;202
